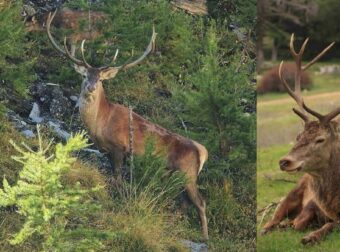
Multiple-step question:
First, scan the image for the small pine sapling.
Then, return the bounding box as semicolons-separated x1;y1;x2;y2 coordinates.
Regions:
0;127;105;251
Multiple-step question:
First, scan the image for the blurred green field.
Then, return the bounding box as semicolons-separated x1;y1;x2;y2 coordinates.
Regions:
257;65;340;251
258;70;340;148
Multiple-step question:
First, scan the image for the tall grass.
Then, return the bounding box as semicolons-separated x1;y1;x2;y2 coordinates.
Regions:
0;123;188;251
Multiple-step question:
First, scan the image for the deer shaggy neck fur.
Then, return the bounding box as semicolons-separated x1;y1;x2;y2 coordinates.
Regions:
309;122;340;220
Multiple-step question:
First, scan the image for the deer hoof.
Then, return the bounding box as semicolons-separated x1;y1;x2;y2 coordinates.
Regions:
301;234;320;245
278;220;292;229
260;228;270;236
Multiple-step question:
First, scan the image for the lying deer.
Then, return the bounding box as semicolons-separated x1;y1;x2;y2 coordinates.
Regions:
25;7;107;53
46;10;209;240
261;34;339;244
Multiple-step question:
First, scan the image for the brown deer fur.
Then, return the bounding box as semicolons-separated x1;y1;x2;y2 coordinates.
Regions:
258;63;311;94
275;121;340;244
262;174;328;235
46;11;209;240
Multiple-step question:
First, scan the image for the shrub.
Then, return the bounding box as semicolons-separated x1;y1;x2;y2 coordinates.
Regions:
0;2;36;96
258;63;312;94
0;128;107;251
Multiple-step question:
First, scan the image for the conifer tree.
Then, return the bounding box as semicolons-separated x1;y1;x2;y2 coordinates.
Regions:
0;128;104;251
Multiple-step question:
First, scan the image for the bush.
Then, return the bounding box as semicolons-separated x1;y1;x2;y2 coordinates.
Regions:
176;22;256;250
258;63;312;94
0;2;36;96
0;128;107;251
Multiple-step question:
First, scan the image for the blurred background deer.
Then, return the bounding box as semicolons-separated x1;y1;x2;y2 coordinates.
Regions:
23;5;107;54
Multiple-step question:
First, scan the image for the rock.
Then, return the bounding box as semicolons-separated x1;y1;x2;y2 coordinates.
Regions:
21;129;35;138
29;102;43;123
49;88;72;120
48;121;71;140
31;82;74;121
181;240;208;252
70;95;78;102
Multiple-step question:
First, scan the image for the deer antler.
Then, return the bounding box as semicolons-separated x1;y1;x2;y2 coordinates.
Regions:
47;10;91;67
99;25;157;73
279;34;336;124
47;10;157;77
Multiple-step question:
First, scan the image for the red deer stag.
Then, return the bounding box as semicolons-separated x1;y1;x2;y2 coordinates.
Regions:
46;11;209;240
261;34;338;244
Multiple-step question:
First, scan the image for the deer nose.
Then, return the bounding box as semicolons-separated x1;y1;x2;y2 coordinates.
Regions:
86;83;96;92
279;158;292;171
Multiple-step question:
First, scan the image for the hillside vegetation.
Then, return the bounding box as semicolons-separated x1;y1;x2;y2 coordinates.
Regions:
0;0;256;251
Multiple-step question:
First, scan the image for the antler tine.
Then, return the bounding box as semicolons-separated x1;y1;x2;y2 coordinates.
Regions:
62;37;85;66
303;42;335;71
47;11;66;56
303;102;340;125
290;33;309;58
323;107;340;125
119;25;157;70
302;102;323;120
112;49;119;63
47;10;86;66
289;34;309;99
99;26;157;74
279;61;303;108
292;108;309;123
80;40;92;68
290;33;336;125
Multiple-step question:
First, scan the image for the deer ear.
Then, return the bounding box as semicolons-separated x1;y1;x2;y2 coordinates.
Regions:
73;64;87;76
99;67;120;80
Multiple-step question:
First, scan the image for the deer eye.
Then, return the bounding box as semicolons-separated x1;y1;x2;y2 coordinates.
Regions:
296;134;302;141
315;138;325;144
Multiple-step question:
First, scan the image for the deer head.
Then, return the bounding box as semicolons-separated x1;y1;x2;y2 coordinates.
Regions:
46;10;156;98
278;34;339;174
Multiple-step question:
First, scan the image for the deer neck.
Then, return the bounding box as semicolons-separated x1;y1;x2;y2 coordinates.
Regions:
309;141;340;219
79;83;109;135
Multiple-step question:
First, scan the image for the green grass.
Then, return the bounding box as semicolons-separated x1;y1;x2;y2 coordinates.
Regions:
257;70;340;251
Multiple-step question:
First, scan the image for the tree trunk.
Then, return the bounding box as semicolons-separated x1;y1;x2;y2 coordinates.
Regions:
271;39;278;62
256;0;267;71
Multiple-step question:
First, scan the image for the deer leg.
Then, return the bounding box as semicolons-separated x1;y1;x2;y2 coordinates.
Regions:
261;184;304;235
110;150;124;182
293;200;317;231
185;182;208;241
301;222;335;245
179;192;190;211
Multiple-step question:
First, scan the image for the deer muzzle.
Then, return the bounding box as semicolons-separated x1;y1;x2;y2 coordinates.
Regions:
279;156;304;173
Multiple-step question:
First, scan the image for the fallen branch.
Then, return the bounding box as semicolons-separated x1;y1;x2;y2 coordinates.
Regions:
171;0;208;16
258;201;280;227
